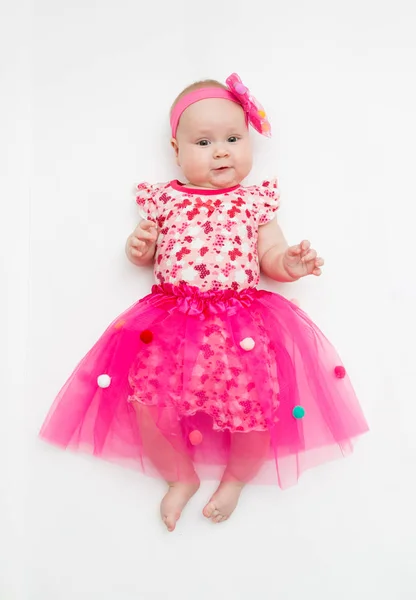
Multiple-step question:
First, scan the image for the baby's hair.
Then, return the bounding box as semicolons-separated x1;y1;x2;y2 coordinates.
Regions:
170;79;227;116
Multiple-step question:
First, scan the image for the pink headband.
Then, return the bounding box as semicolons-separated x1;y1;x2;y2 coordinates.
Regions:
170;73;271;138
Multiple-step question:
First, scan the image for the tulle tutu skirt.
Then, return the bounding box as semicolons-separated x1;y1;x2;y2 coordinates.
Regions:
40;282;368;488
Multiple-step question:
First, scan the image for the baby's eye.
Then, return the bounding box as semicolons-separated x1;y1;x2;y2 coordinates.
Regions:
227;136;239;143
197;139;210;146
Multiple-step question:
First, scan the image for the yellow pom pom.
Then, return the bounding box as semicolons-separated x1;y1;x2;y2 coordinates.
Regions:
258;110;266;118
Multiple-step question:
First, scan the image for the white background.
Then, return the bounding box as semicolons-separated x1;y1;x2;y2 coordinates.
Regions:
2;1;416;599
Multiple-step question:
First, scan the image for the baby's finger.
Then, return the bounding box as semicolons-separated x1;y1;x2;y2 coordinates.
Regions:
130;247;143;258
301;249;317;263
287;244;302;256
300;240;311;254
313;268;322;276
135;228;157;241
315;257;325;267
131;238;146;249
140;220;157;231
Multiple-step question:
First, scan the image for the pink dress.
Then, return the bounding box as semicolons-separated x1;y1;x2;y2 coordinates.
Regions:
40;179;369;488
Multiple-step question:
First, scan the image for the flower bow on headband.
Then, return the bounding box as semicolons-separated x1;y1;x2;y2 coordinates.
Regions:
170;72;272;138
226;73;271;137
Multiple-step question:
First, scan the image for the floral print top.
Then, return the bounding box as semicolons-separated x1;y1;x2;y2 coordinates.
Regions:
135;178;280;292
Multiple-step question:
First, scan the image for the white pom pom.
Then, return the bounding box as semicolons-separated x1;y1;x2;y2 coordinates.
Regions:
240;337;255;351
97;374;111;388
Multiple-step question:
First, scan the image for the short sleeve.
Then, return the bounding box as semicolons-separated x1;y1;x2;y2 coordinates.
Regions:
135;182;160;222
257;178;281;225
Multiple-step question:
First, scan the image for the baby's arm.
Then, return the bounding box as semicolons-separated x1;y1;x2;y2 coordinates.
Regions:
258;218;296;282
258;218;324;282
125;220;158;267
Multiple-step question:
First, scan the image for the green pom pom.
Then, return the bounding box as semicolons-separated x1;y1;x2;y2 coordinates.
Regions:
292;405;305;419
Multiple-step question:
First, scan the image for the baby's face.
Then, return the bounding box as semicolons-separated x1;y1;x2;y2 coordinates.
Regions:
172;98;253;189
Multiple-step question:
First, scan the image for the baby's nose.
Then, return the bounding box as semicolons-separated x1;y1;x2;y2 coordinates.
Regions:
214;145;230;158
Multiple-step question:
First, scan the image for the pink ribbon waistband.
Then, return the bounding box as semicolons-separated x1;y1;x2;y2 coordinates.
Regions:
147;282;269;318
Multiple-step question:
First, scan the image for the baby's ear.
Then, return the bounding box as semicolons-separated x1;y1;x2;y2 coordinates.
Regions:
171;138;180;165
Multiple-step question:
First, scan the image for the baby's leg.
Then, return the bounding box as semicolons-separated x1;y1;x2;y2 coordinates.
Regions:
133;403;199;532
203;430;270;523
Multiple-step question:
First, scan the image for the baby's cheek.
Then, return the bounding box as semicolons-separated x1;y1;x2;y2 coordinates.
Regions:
237;152;253;178
187;154;208;177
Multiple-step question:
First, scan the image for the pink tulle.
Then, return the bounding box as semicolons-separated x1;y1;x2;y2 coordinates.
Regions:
40;283;368;488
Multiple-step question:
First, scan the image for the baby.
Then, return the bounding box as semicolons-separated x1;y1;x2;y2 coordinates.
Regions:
126;76;322;531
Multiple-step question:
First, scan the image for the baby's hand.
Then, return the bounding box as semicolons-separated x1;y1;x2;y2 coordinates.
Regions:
128;220;158;258
283;240;324;279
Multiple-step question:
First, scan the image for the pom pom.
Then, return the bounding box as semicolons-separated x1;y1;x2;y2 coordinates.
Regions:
97;374;111;388
114;320;125;330
334;366;346;379
292;405;305;419
189;430;203;446
240;337;255;351
140;330;154;344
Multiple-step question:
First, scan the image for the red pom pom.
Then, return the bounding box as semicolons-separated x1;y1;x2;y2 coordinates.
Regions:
140;330;153;344
334;365;346;379
189;430;203;446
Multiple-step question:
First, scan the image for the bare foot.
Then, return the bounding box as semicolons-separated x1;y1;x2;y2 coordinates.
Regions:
203;481;245;524
160;481;200;532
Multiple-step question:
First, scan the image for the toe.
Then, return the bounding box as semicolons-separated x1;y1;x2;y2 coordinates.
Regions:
163;516;175;532
210;509;220;522
213;513;224;524
203;501;216;519
162;512;179;532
